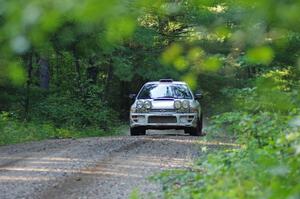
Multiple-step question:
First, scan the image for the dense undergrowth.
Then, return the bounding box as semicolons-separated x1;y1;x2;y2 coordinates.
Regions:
152;68;300;199
0;111;124;146
0;90;122;146
0;77;124;145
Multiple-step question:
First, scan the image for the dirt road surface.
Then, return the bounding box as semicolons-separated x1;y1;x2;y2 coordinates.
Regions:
0;130;229;199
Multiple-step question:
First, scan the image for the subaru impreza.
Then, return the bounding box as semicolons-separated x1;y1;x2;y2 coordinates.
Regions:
129;79;203;136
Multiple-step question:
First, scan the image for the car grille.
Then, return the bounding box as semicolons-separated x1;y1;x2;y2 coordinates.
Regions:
150;109;176;113
148;116;177;123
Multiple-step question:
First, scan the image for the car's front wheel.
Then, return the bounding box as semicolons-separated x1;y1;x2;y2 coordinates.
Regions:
130;127;146;136
185;115;203;136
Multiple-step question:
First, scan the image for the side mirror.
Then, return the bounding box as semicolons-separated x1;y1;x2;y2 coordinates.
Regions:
129;94;137;100
195;93;203;100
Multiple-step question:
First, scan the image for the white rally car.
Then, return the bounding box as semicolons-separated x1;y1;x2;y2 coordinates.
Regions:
129;79;203;136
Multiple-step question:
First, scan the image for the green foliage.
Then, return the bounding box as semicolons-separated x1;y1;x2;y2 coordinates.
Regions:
207;111;290;147
154;108;300;199
0;111;123;146
32;94;118;129
129;189;141;199
246;46;274;65
113;56;134;81
154;139;300;199
154;65;300;199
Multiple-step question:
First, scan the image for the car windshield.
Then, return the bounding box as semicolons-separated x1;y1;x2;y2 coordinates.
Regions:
137;83;193;99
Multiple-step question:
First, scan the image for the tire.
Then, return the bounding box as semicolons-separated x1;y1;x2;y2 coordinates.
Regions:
130;127;146;136
185;114;204;136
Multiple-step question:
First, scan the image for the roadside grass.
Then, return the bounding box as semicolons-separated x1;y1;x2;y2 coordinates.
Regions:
145;110;300;199
0;115;126;146
147;134;239;199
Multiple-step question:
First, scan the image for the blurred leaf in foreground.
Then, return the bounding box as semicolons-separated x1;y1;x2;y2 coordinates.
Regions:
161;43;183;65
173;56;188;71
7;62;26;86
182;73;197;90
201;56;222;72
246;46;274;65
106;17;136;43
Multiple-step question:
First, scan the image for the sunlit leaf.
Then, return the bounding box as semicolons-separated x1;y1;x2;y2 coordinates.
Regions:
246;46;274;65
214;26;231;40
76;0;117;22
201;56;222;72
40;10;61;32
187;47;204;62
174;56;188;71
106;17;136;43
7;63;26;85
161;43;183;65
182;73;197;90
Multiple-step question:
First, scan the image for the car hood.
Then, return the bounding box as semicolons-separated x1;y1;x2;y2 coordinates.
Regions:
151;100;175;109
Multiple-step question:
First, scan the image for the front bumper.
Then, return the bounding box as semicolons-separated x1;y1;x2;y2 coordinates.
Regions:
130;112;198;129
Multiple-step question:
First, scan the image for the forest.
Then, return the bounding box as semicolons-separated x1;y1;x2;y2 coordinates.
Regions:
0;0;300;198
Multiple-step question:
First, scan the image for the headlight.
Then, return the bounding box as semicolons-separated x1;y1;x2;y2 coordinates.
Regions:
144;100;151;109
174;100;182;109
136;100;144;109
182;100;189;109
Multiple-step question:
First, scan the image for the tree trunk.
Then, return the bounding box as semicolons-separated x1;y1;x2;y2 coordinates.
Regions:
72;48;81;82
24;52;33;121
104;58;113;101
55;51;60;87
38;57;50;89
72;46;82;96
87;58;98;84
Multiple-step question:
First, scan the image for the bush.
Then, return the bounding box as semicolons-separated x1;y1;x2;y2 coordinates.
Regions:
153;108;300;199
31;93;119;130
152;68;300;199
206;111;289;147
0;111;123;146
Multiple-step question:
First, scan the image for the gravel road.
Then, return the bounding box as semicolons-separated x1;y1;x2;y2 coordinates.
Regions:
0;130;232;199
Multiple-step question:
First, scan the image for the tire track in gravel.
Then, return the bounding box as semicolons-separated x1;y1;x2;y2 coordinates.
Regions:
0;136;141;199
39;138;150;199
39;135;204;199
0;140;77;169
0;132;233;199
